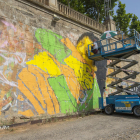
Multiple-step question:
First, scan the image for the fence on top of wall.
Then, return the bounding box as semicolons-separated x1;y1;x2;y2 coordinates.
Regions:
57;2;106;33
24;0;107;33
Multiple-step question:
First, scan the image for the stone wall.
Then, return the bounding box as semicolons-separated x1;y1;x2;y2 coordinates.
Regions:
0;0;109;120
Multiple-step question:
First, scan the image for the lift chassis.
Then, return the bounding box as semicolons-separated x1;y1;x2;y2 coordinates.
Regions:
99;95;140;117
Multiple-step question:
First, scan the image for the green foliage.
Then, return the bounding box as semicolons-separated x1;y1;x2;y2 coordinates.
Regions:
83;0;104;23
84;0;117;23
129;14;140;37
113;1;132;35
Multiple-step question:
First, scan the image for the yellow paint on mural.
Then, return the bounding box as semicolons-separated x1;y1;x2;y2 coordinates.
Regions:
76;36;97;72
26;52;61;77
18;110;34;117
77;36;92;55
0;111;1;115
17;95;24;101
61;38;93;102
64;55;93;90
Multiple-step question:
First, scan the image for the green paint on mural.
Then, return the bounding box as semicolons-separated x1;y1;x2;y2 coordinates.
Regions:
35;29;71;64
93;77;101;109
86;89;94;110
10;62;14;68
0;56;4;61
78;87;93;111
6;91;11;98
78;77;101;111
48;75;77;114
35;48;38;52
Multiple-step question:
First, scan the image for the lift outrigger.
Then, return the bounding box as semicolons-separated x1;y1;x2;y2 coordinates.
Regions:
88;29;140;117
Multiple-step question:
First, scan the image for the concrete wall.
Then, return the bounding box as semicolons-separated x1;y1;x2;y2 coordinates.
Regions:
0;0;110;120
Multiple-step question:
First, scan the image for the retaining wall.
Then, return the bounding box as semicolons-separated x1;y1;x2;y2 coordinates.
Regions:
0;0;110;120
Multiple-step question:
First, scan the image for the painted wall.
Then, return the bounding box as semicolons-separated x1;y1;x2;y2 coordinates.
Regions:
0;0;108;119
0;18;105;118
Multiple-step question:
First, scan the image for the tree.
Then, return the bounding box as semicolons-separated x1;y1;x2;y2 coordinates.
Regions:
129;14;140;37
113;1;132;35
82;0;104;23
82;0;117;23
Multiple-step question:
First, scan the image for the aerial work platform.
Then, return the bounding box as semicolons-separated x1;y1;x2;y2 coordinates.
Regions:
88;29;140;61
88;29;140;99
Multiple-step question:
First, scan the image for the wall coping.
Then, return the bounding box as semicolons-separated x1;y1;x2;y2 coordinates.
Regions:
16;0;107;34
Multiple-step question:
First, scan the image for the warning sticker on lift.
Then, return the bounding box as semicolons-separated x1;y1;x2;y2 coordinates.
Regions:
115;107;132;110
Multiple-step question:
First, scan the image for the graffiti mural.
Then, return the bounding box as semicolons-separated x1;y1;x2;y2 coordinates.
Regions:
0;18;105;118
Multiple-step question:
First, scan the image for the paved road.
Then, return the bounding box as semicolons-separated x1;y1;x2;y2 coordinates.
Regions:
0;113;140;140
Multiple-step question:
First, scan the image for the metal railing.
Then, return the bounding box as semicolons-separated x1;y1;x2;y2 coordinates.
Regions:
88;29;140;57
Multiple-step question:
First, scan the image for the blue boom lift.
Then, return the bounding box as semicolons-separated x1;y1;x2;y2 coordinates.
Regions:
88;29;140;116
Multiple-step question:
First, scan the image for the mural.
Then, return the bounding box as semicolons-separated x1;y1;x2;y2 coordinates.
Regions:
0;18;105;118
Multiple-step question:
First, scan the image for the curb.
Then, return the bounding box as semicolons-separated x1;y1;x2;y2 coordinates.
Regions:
0;110;101;129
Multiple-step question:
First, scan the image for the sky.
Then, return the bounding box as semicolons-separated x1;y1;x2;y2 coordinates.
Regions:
114;0;140;20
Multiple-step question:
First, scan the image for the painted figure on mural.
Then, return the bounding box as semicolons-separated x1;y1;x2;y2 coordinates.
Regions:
0;18;102;118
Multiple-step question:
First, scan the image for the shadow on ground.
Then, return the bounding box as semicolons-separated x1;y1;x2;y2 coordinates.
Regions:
99;112;140;120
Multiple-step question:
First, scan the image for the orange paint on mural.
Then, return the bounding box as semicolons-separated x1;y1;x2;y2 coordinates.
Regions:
46;51;61;68
0;90;7;102
29;61;60;114
18;110;34;117
61;64;83;103
18;65;60;114
17;95;24;101
28;65;58;115
40;70;60;114
18;67;46;109
18;79;45;115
